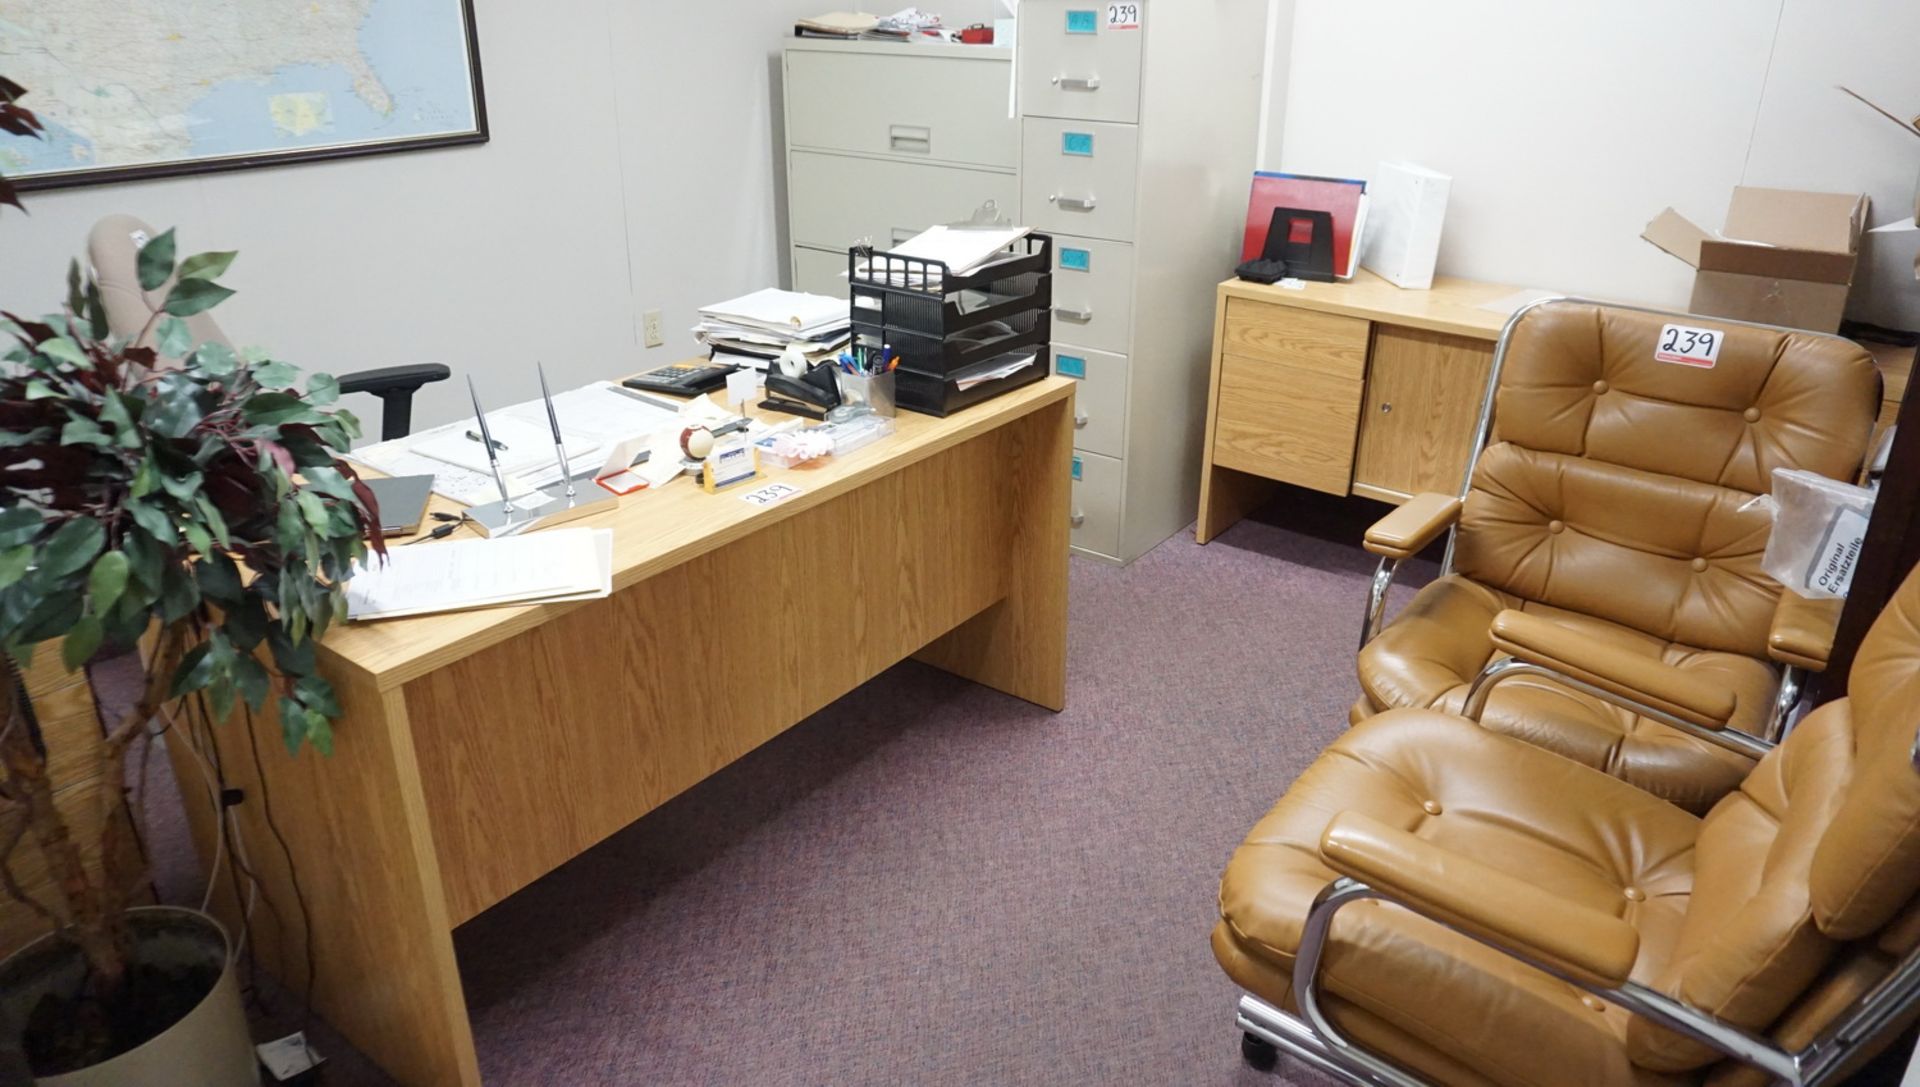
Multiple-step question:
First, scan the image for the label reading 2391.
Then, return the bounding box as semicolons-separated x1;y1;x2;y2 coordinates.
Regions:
1654;322;1722;369
1107;3;1140;29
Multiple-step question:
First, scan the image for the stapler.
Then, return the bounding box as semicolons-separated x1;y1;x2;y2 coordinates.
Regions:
762;360;841;420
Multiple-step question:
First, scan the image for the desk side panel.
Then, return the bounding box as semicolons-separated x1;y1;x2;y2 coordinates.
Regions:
408;427;1017;923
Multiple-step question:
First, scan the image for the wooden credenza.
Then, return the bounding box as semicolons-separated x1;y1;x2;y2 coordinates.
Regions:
1196;271;1521;542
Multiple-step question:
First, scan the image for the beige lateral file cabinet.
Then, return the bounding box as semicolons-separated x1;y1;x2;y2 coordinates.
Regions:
1018;0;1269;563
783;39;1017;297
1197;271;1529;543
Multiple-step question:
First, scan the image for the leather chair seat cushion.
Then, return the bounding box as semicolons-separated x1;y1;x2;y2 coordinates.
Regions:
1216;709;1700;1087
1357;575;1775;812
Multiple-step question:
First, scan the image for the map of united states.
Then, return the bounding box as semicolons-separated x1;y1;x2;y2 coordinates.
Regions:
0;0;477;179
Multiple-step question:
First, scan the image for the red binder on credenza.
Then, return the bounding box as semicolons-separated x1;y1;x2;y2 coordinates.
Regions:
1243;172;1368;277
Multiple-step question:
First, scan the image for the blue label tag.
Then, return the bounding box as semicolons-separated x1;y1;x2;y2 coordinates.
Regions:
1072;456;1083;481
1062;131;1094;157
1060;247;1092;272
1057;354;1087;379
1065;10;1098;33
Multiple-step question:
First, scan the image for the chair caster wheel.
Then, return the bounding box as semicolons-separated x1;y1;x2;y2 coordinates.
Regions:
1241;1031;1278;1070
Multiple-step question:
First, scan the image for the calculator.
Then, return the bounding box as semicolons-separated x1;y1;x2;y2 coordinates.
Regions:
622;360;737;395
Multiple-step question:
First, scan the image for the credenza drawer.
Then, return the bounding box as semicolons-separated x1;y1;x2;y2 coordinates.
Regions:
785;50;1017;168
1221;297;1369;381
1212;352;1363;496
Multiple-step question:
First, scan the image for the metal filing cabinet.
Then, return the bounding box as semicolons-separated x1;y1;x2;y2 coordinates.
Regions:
782;40;1018;298
1018;0;1270;563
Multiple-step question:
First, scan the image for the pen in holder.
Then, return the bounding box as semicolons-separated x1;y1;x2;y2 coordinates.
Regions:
831;368;896;422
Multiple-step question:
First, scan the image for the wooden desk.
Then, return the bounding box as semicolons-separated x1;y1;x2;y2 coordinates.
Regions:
1197;271;1521;542
169;377;1075;1086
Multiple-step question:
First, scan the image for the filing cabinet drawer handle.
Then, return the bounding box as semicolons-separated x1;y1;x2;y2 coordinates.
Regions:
1074;412;1089;428
888;124;931;154
1048;194;1097;212
1051;74;1102;92
1070;510;1086;528
1055;305;1095;323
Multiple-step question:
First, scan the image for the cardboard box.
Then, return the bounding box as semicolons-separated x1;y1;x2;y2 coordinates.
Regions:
1642;186;1868;332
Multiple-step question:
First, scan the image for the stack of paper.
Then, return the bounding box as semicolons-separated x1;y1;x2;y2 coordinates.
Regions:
854;224;1031;288
694;288;850;370
344;528;614;621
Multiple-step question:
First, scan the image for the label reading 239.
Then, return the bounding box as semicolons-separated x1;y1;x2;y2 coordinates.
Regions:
1654;322;1722;369
1107;3;1140;29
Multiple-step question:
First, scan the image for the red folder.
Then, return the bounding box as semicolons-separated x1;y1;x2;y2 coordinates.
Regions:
1243;172;1367;274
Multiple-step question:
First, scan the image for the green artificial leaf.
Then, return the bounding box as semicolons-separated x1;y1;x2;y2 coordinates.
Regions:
194;550;241;601
85;280;108;340
305;372;339;406
244;391;322;427
267;628;315;676
24;379;57;400
157;567;199;623
0;427;49;450
99;392;143;448
60;615;102;671
192;341;237;377
155;316;193;358
194;495;230;548
224;594;269;650
126;499;178;545
39;337;89;369
170;642;216;698
0;545;31;589
60;416;110;447
207;674;236;724
293;673;342;717
183;521;212;557
87;550;129;612
277;695;305;754
252;359;300;389
145;381;206;438
65;260;84;317
177;250;237;282
129;455;159;498
135;228;177;291
41;517;104;577
295;490;328;533
232;654;270;710
0;508;42;548
122;529;165;594
163;278;235;317
158;468;203;502
14;593;82;646
305;710;334;757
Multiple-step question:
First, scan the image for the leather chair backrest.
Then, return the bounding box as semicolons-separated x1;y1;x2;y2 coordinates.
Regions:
1453;301;1880;656
87;214;231;358
1627;563;1920;1073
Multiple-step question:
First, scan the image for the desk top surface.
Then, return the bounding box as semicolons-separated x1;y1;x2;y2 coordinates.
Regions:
322;375;1075;690
1218;269;1532;341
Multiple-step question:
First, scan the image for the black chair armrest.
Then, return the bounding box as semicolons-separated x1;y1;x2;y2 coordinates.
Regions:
336;363;451;440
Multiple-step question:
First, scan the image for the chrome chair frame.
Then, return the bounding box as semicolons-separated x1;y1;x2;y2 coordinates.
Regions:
1235;866;1920;1087
1358;298;1872;738
1462;657;1775;761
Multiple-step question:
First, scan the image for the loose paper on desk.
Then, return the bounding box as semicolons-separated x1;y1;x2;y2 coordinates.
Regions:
344;528;613;621
856;225;1029;284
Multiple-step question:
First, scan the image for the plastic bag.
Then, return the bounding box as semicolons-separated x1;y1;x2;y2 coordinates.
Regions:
1748;468;1876;599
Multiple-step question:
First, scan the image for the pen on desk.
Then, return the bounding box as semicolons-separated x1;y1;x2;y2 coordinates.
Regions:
464;429;507;451
466;375;516;513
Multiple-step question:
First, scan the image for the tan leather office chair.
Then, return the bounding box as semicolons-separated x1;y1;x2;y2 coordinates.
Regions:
86;214;448;440
1213;555;1920;1087
1353;300;1880;812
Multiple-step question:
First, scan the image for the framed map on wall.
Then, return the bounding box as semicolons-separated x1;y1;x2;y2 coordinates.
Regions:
0;0;487;190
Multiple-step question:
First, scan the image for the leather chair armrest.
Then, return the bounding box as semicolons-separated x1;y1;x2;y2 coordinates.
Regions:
1319;811;1640;989
336;363;453;397
1768;592;1842;673
1363;492;1462;560
1488;609;1737;731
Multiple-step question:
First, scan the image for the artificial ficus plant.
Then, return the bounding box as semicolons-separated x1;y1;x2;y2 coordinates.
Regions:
0;217;383;998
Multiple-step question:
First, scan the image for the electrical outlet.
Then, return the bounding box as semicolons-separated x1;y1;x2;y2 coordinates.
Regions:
642;309;664;349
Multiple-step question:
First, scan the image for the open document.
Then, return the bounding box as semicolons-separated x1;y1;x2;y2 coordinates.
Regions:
344;527;614;621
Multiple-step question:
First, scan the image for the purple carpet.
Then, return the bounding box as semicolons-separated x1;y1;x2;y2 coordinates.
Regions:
126;490;1434;1086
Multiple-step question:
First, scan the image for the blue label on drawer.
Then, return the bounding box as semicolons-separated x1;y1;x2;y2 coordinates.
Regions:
1062;131;1094;157
1065;9;1098;33
1072;456;1083;481
1057;354;1087;379
1060;247;1092;272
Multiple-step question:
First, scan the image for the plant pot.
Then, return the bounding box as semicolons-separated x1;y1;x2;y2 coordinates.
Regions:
0;907;258;1086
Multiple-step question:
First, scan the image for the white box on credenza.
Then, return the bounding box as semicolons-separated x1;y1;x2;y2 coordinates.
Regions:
1361;161;1450;290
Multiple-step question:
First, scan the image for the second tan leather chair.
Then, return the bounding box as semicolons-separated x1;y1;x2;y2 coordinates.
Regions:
1353;301;1880;812
1214;555;1920;1087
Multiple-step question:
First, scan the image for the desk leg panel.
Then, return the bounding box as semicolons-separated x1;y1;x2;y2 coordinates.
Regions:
914;393;1071;710
406;423;1027;922
166;673;480;1087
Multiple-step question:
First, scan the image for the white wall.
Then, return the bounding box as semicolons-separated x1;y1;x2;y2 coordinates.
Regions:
0;0;1002;433
1268;1;1920;325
